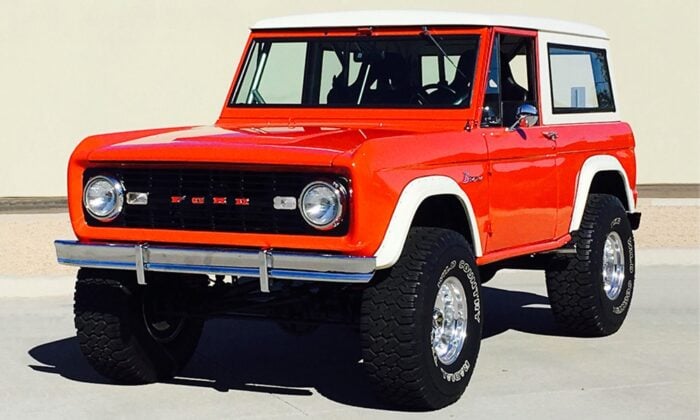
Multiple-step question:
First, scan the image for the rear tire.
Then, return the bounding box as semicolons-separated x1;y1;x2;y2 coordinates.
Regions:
361;227;482;410
74;269;206;383
545;194;635;336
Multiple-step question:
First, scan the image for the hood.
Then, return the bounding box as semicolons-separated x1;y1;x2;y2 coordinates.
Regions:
86;125;410;167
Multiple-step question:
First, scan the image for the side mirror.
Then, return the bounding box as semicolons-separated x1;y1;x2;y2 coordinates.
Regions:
507;104;539;131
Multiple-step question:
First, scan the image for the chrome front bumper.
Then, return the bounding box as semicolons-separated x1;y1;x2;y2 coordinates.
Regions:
55;240;376;292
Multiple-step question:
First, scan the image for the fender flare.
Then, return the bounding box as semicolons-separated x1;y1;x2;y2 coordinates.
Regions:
374;176;482;269
569;155;636;232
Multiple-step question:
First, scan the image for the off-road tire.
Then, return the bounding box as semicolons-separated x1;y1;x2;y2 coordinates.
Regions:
546;194;635;336
74;269;205;383
361;227;482;410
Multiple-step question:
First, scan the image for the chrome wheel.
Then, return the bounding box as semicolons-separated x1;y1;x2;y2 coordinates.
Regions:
431;276;468;365
602;231;625;300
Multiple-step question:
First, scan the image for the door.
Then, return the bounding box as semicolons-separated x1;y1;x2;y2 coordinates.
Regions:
480;30;558;252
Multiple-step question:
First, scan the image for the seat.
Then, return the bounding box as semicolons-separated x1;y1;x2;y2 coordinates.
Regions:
500;57;529;102
327;63;366;105
500;56;530;126
361;53;411;105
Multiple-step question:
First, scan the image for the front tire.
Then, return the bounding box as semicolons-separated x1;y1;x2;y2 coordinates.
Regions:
361;227;482;410
74;269;205;384
546;194;636;336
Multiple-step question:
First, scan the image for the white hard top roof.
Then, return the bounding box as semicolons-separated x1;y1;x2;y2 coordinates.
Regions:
252;11;608;39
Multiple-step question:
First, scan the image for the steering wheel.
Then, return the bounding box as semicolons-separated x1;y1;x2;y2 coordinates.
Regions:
413;83;458;105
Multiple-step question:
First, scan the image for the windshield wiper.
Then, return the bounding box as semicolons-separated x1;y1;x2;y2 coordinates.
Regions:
421;27;466;80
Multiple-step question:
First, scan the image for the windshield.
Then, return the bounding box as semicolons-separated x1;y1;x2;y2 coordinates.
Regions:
230;35;479;108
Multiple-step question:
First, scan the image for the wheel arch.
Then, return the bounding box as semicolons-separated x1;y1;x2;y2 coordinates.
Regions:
374;176;482;269
569;155;635;232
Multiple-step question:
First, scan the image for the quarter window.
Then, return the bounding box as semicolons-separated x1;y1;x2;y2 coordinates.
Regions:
548;44;615;113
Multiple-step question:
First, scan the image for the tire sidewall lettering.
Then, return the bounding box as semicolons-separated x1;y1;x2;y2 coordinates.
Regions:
437;260;457;287
601;208;635;321
430;256;481;383
610;217;621;229
438;259;481;326
611;235;635;314
627;237;635;275
459;259;481;324
612;278;632;314
440;359;471;383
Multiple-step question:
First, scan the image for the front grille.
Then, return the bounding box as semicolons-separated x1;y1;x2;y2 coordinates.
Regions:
83;167;349;236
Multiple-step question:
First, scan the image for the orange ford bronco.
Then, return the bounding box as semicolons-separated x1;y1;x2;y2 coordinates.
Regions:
56;11;641;409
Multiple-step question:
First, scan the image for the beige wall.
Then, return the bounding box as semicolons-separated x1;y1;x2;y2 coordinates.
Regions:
1;0;698;197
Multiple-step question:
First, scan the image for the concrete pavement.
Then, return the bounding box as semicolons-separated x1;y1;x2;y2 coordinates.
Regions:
1;254;697;419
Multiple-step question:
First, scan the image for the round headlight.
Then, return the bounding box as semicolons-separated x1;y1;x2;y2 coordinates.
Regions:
83;175;124;222
299;181;346;230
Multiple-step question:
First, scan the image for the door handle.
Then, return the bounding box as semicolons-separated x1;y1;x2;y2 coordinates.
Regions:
542;131;559;140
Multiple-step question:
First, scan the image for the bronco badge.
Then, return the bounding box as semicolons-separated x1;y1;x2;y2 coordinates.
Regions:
462;172;483;184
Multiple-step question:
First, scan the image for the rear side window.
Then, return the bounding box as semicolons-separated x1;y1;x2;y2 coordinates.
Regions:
548;44;615;113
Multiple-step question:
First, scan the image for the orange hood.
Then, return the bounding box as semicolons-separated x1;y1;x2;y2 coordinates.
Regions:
84;125;410;167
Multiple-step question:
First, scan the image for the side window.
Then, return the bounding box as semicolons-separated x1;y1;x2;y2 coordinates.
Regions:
481;34;538;127
548;44;615;113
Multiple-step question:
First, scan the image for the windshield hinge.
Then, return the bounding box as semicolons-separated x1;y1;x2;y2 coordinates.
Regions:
465;119;477;132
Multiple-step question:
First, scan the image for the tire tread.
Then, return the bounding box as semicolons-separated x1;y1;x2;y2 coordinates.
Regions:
74;272;160;384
